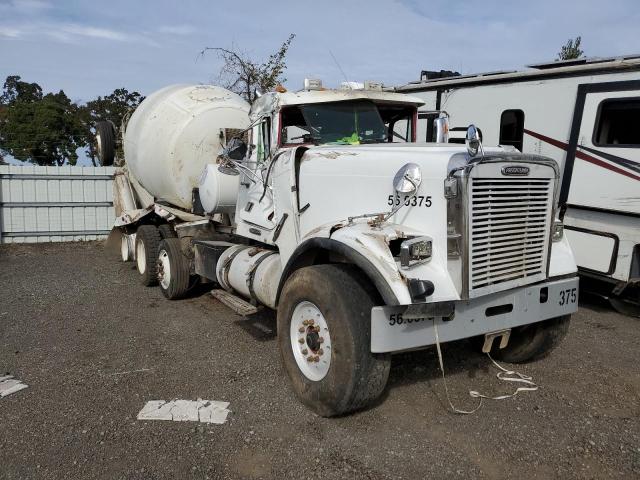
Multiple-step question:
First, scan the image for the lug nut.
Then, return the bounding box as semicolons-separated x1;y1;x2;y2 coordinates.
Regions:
318;348;324;355
302;320;309;326
298;338;305;344
314;326;320;333
307;356;313;362
314;356;320;363
319;337;324;343
302;348;308;355
308;319;315;326
298;327;305;333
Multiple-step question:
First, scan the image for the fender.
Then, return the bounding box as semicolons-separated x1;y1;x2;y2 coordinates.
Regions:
275;237;403;307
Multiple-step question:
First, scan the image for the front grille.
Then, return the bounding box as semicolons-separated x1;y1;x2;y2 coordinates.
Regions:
469;177;553;296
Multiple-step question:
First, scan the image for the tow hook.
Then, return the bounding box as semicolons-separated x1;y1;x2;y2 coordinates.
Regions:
482;329;511;353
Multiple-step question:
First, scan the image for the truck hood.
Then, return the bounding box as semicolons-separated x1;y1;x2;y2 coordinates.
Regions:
297;143;516;235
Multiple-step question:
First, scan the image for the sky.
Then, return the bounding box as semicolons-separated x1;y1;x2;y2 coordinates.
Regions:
2;0;639;105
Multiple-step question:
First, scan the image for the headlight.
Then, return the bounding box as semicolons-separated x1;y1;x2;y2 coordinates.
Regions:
400;237;432;269
552;220;564;242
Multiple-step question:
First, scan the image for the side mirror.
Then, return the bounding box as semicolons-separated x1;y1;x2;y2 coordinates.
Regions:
225;137;248;161
393;163;422;194
466;124;482;157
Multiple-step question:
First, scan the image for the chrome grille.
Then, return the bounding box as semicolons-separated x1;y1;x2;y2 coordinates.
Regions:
469;177;553;296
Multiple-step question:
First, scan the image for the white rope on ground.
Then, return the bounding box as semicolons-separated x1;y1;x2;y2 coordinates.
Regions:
433;322;538;415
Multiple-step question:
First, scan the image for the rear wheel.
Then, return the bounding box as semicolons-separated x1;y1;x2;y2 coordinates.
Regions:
277;264;390;417
135;225;161;286
158;224;177;239
484;315;571;363
121;233;134;262
157;238;191;300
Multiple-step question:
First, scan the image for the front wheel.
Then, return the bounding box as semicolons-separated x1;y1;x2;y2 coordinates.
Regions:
483;315;571;363
277;264;390;417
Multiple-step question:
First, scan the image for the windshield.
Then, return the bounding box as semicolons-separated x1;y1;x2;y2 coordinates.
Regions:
298;100;386;145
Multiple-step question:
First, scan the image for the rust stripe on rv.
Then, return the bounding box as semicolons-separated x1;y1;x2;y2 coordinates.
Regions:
524;128;640;182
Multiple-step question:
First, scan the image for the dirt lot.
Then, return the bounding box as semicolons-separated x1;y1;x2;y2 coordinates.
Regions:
0;242;639;480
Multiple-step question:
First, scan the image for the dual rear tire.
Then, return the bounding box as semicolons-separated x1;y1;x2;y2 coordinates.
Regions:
156;237;191;300
134;225;191;299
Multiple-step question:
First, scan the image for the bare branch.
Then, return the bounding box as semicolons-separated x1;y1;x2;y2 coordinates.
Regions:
200;34;296;104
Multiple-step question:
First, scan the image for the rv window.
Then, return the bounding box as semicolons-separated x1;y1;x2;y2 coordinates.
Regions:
593;98;640;147
499;110;525;151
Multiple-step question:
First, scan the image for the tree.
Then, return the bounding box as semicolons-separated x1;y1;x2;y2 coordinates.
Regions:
557;36;584;61
201;34;296;104
0;76;85;166
79;88;144;165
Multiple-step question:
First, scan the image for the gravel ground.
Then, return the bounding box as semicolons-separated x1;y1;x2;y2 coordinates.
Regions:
0;242;639;480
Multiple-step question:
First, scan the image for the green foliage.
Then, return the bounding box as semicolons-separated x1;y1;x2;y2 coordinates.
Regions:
79;88;144;164
203;34;296;104
557;36;584;61
0;76;85;166
0;76;143;166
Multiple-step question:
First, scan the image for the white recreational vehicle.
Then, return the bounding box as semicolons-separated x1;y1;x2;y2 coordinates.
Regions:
397;55;640;314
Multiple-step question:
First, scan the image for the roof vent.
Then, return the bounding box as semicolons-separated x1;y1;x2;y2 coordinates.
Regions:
420;70;461;82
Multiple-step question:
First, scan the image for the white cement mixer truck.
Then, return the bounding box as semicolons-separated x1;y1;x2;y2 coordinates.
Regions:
100;81;579;416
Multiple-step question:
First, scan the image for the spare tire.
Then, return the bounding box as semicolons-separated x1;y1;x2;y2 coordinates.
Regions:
95;121;116;166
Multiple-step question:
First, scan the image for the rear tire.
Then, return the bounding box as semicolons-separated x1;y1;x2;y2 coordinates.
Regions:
485;315;571;363
158;224;177;239
95;121;116;166
135;225;161;286
157;238;191;300
277;264;390;417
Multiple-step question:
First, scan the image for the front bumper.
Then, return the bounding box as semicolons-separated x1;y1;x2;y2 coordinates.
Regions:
371;276;579;353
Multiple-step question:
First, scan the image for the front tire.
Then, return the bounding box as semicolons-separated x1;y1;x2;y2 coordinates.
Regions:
135;225;161;286
277;264;390;417
157;238;191;300
485;315;571;363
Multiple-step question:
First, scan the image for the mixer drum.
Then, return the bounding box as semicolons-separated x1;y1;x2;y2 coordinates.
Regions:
123;84;250;210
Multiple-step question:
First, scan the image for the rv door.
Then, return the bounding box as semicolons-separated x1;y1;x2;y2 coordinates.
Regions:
568;90;640;215
564;85;640;281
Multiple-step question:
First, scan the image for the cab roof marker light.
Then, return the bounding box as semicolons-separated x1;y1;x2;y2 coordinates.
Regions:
303;78;323;91
364;81;383;91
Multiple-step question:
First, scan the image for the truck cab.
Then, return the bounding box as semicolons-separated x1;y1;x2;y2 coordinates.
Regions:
209;80;579;415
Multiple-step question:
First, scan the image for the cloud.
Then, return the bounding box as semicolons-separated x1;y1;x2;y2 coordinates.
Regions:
0;0;52;13
0;21;159;46
0;26;23;37
157;24;196;36
59;24;131;42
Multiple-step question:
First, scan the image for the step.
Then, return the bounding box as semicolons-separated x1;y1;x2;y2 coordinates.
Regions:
210;289;259;316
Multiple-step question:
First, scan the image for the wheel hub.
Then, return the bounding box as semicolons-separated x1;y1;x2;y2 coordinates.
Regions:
306;329;321;352
136;241;146;274
157;250;171;289
290;301;332;381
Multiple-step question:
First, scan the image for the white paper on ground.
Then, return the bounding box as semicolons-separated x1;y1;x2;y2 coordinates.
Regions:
137;399;231;424
0;376;28;398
